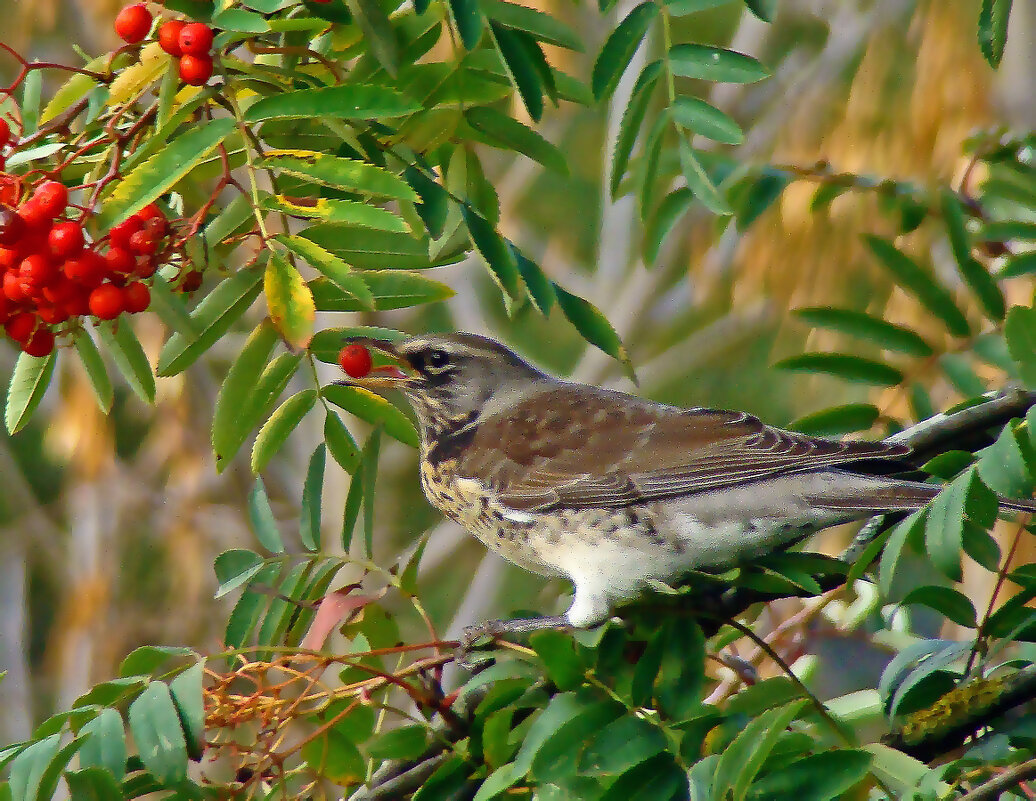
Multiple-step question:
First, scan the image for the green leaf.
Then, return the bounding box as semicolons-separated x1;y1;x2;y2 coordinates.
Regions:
277;235;375;310
158;268;264;377
127;682;189;784
926;468;997;582
341;465;364;552
977;0;1012;68
670;96;743;144
214;549;265;598
611;60;662;198
361;427;381;557
940;190;1004;321
118;644;193;677
655;618;705;719
663;0;733;16
513;247;557;314
244;86;420;122
251;389;318;473
448;0;483;49
789;403;880;436
169;661;206;761
592;2;658;101
976;423;1035;498
65;766;123;801
864;235;971;337
483;0;582;50
1005;305;1036;388
743;0;775;22
405;166;449;239
473;762;521;801
260;151;417;201
579;715;667;776
710;700;807;801
901;586;977;628
775;352;904;386
530;631;584;690
261;195;408;232
5;350;56;435
97;321;156;404
1000;250;1036;278
248;477;285;554
213;320;280;472
323;385;419;447
678;139;732;215
465;106;567;174
79;709;127;779
98;118;236;227
644;188;694;264
265;253;316;349
367;725;429;760
746;750;871;800
310;272;454;311
793;307;934;357
668;44;770;83
299;224;440;270
73;330;114;412
878;510;926;597
212;7;269;31
463;205;523;304
345;0;400;75
300;445;326;551
491;23;544;121
554;283;634;377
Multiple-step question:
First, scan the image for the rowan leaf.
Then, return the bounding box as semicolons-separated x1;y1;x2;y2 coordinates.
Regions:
592;2;658;101
265;252;316;349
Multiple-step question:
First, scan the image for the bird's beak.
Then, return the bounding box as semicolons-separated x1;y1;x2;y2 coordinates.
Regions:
334;337;415;390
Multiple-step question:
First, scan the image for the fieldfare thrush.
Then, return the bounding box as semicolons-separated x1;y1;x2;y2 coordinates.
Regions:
340;333;1036;639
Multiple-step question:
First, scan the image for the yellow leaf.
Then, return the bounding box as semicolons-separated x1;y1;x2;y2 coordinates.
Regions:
108;43;170;107
265;253;315;349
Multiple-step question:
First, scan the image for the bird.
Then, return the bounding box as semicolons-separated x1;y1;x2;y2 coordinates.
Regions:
339;332;1036;640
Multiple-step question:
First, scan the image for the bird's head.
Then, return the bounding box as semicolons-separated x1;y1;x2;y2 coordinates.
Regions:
339;333;549;439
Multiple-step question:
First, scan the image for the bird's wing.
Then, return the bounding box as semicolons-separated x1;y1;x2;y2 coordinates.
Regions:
453;386;908;512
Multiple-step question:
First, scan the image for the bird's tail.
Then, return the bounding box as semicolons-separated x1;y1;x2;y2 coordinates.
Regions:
810;477;1036;514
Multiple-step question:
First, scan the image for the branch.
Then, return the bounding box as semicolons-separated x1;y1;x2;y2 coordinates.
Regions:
959;756;1036;801
883;665;1036;761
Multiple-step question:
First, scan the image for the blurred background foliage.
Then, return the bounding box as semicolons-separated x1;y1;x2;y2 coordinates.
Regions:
0;0;1033;754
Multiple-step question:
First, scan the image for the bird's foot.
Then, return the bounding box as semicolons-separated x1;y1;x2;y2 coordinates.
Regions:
454;615;572;670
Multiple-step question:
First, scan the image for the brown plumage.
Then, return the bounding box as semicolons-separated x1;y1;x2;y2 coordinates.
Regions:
341;332;1036;630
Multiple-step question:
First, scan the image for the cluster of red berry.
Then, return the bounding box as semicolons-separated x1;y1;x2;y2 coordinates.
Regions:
115;4;216;86
0;177;166;356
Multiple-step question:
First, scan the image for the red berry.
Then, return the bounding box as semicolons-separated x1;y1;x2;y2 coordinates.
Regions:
89;284;124;320
4;311;38;343
157;20;186;56
178;54;213;86
338;343;373;378
0;207;25;246
0;118;10;147
19;253;58;289
115;3;152;44
64;250;106;287
129;229;157;255
63;288;91;317
109;217;144;250
32;181;68;218
48;221;85;257
137;202;165;222
2;270;29;303
179;269;203;292
22;327;55;357
103;247;136;276
178;23;213;56
122;281;151;313
133;256;157;278
16;201;51;231
36;303;69;325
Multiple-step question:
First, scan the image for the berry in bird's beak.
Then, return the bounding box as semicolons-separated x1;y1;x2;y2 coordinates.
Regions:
338;343;373;378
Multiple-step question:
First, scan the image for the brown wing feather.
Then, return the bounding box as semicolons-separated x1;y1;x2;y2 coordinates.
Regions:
454;385;908;512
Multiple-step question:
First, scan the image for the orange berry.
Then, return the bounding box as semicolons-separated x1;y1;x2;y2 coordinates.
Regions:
115;3;152;43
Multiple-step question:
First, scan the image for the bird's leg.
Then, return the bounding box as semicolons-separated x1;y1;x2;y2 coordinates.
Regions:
459;615;571;651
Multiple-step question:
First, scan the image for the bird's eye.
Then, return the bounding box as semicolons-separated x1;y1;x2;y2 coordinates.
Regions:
426;349;450;370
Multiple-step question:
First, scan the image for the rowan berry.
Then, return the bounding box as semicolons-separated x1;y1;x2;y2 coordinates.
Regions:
129;229;157;255
178;54;213;86
109;216;143;249
115;3;152;44
3;270;29;303
64;250;106;287
89;284;124;320
17;201;51;231
178;23;213;55
19;254;58;289
0;208;24;246
31;181;68;218
48;221;85;257
22;327;55;357
0;118;10;147
157;20;186;56
122;281;151;313
338;343;373;378
104;247;136;276
4;311;38;342
179;270;203;292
